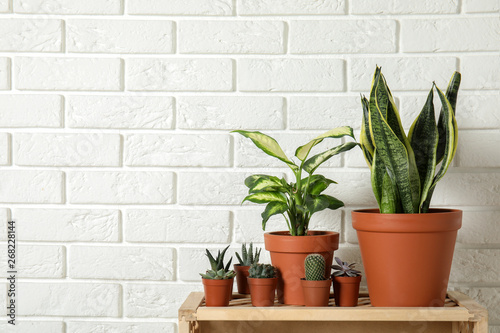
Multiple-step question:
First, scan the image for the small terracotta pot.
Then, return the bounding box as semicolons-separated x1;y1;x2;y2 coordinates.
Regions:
301;279;332;307
333;275;361;307
265;231;339;305
248;277;277;307
234;264;251;294
202;278;234;307
352;208;462;307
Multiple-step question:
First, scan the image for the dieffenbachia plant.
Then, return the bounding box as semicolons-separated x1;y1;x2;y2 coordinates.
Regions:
360;66;461;214
233;127;357;236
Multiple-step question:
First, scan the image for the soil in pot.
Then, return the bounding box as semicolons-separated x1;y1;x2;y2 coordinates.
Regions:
265;230;339;305
248;277;277;307
352;208;462;307
234;264;250;294
202;278;234;307
333;275;361;307
301;279;332;307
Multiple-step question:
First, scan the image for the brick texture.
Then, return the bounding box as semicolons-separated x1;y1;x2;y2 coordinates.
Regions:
0;0;498;328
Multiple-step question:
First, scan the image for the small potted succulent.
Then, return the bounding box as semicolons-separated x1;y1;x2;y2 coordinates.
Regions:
301;254;332;307
233;127;357;305
331;257;362;307
247;263;278;307
234;243;261;294
200;245;236;307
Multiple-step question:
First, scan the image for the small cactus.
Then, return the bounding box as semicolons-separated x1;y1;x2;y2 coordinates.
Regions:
248;263;277;279
304;254;326;281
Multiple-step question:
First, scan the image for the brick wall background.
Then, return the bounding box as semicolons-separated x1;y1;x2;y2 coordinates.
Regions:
0;0;499;332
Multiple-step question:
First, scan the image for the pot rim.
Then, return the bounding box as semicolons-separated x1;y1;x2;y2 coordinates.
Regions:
247;277;278;285
202;277;234;285
264;230;339;253
332;275;362;283
352;208;462;233
300;279;332;287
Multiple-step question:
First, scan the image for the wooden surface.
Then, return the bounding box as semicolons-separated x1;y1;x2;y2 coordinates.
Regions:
178;291;488;333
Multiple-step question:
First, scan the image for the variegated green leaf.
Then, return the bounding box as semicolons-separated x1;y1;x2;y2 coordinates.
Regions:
261;202;288;230
303;141;358;174
305;194;344;215
295;126;355;161
302;175;337;195
437;72;461;163
242;192;287;204
408;87;439;211
380;171;399;214
370;149;384;209
369;90;420;213
360;96;374;167
421;84;458;212
245;174;285;193
232;130;298;171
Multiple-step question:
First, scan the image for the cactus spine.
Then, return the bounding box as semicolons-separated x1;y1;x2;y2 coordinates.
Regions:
304;254;326;281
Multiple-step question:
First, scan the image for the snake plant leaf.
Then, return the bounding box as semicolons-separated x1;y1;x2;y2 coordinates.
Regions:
381;169;400;213
232;130;298;171
245;175;285;193
408;87;439;211
369;95;420;213
436;72;461;163
261;201;288;230
421;85;458;212
378;75;408;146
242;191;287;204
370;149;385;208
409;86;439;210
360;95;374;167
303;141;358;175
295;126;355;161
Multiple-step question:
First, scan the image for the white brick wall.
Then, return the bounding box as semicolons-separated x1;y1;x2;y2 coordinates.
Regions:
0;1;499;331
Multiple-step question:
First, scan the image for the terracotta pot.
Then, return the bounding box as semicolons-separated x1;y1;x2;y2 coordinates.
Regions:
352;208;462;307
202;278;234;307
248;277;277;307
301;279;332;307
234;265;250;294
264;231;339;305
333;275;361;307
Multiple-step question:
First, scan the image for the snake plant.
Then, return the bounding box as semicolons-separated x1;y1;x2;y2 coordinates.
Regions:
360;66;461;214
233;127;357;236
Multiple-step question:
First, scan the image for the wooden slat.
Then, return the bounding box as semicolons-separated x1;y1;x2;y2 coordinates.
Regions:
179;292;204;321
447;291;488;333
196;305;471;322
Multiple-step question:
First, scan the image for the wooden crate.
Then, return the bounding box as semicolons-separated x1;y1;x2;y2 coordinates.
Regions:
178;291;488;333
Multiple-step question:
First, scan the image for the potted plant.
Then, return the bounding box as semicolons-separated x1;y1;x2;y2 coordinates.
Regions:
331;257;361;307
233;127;357;305
234;243;261;294
200;245;236;307
301;254;332;307
247;263;278;307
354;66;462;306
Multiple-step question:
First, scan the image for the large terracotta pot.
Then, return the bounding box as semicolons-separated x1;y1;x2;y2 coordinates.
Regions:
352;208;462;307
264;231;339;305
234;264;250;294
333;275;361;307
248;277;277;307
202;278;234;307
301;279;332;307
